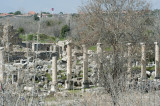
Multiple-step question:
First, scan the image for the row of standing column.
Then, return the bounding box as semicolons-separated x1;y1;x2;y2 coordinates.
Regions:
128;42;160;80
51;42;103;91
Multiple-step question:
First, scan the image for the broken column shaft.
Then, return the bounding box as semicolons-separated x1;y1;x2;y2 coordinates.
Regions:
155;42;160;79
97;43;103;86
140;43;146;79
0;47;4;83
127;43;132;79
65;42;73;90
51;56;58;92
82;45;89;88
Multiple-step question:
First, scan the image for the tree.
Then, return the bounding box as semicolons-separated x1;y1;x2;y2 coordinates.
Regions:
61;25;70;38
34;14;39;21
14;11;22;15
75;0;152;105
8;12;14;14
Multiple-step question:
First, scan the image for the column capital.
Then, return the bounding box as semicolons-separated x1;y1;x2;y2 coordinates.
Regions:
127;43;131;46
66;41;72;45
154;42;158;45
140;42;145;45
97;43;103;46
82;44;86;48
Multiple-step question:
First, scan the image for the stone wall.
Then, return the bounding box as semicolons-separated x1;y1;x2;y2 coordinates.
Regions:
0;24;22;51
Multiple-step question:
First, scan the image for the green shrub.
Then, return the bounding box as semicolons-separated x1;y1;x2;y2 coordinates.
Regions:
19;34;26;41
39;34;47;40
14;11;21;15
132;67;141;71
18;27;24;34
146;66;155;72
59;74;66;80
45;73;52;82
61;25;70;38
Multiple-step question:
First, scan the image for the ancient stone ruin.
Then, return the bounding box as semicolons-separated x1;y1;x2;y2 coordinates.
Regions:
1;24;160;105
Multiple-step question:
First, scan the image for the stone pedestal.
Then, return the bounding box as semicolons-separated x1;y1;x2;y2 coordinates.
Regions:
97;43;103;86
127;43;132;79
140;43;146;79
82;45;89;88
154;42;160;79
51;56;58;92
0;47;4;83
65;42;73;90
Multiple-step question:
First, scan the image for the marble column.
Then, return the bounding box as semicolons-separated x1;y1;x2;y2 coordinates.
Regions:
97;43;103;86
0;47;4;83
154;42;160;79
51;56;58;92
82;45;89;88
127;43;132;79
65;42;73;90
140;43;146;79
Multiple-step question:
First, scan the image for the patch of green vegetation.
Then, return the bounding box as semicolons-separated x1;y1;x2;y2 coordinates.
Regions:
19;34;26;41
45;20;54;26
39;34;56;43
132;66;155;72
79;70;83;77
45;73;52;82
105;47;112;52
132;67;141;71
146;66;155;72
59;37;66;41
48;65;51;69
58;21;62;25
76;60;81;65
88;68;92;72
59;70;65;73
27;34;37;41
59;57;62;60
45;95;57;101
58;85;63;88
17;27;24;34
88;46;96;51
69;89;81;94
61;74;66;80
61;25;70;38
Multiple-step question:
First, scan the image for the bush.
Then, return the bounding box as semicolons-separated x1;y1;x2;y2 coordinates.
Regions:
19;34;26;41
14;11;21;15
34;14;39;21
61;25;70;38
27;34;37;41
18;27;24;34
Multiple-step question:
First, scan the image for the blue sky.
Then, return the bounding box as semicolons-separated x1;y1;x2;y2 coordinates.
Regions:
0;0;160;14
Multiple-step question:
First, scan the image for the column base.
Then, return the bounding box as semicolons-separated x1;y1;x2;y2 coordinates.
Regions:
65;80;73;90
51;84;58;92
82;81;89;88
